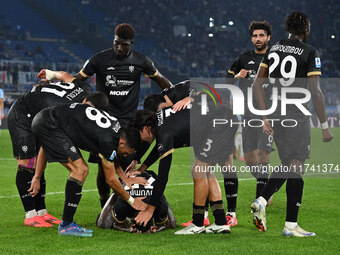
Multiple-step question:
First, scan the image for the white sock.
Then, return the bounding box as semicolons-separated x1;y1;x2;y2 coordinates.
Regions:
285;221;297;229
227;212;236;218
258;196;268;207
37;209;47;217
204;210;209;219
25;210;37;219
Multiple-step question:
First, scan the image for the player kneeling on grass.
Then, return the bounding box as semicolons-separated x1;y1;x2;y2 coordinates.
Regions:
97;170;176;233
129;94;237;234
7;69;93;227
28;92;148;237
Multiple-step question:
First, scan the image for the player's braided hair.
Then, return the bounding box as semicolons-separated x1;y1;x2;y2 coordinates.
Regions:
285;12;310;36
248;21;272;36
115;23;135;40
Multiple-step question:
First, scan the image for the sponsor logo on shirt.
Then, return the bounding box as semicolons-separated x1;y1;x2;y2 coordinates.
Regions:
248;60;255;64
110;91;129;96
105;75;117;87
107;67;115;70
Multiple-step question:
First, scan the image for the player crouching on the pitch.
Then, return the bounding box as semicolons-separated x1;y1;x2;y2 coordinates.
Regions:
97;170;176;233
8;69;93;227
129;93;237;234
28;92;148;237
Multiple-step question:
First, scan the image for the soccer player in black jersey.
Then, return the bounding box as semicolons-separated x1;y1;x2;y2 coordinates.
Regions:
131;92;238;234
97;170;176;233
74;23;172;208
29;93;148;237
226;21;273;225
251;12;333;237
7;69;92;228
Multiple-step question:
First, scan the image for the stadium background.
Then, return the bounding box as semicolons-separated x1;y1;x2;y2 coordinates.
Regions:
0;1;339;254
0;0;339;126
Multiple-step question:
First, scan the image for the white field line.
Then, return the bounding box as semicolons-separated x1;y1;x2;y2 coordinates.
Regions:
0;178;254;199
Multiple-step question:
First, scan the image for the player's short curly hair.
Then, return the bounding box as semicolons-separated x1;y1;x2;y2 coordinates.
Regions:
249;21;272;36
285;12;310;35
114;23;135;40
86;92;109;111
129;110;158;134
144;94;166;112
121;127;141;150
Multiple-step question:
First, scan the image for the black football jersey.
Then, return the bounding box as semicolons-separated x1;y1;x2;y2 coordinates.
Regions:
161;80;191;104
50;103;121;161
227;50;269;117
261;39;321;118
80;48;158;118
17;79;92;116
155;107;191;158
123;172;156;198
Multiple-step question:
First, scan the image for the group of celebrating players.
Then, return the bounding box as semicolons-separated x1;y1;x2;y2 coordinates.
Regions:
8;11;333;237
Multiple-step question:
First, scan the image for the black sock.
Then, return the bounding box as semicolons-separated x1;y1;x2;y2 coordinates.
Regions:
256;163;269;198
192;204;205;227
205;198;209;212
223;172;238;212
286;173;304;222
97;163;110;208
34;173;46;211
16;166;35;212
62;177;83;224
261;170;287;201
210;200;227;225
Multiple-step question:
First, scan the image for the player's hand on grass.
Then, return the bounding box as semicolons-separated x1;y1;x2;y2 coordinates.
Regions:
235;69;249;79
263;119;274;136
131;197;147;211
125;160;138;174
322;128;333;142
134;205;155;226
172;97;192;112
124;176;148;189
28;176;41;197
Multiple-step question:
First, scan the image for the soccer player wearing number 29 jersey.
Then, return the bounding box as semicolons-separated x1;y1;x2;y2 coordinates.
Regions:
7;69;92;228
251;12;333;237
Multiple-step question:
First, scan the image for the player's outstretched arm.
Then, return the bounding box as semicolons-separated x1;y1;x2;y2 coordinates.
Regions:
252;66;273;136
28;147;47;197
114;160;148;189
309;75;333;142
37;69;75;83
100;157;147;210
150;72;173;89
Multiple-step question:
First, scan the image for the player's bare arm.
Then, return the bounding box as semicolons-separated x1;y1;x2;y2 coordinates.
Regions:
308;75;334;142
100;157;147;211
252;66;273;135
150;72;173;89
28;147;47;196
37;69;76;83
235;69;250;79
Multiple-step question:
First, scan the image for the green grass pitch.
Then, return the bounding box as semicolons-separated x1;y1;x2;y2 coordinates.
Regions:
0;128;339;255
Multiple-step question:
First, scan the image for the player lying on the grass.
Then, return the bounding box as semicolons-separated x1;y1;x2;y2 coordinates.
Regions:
97;170;176;233
129;93;238;234
251;12;333;237
28;92;148;237
7;69;92;227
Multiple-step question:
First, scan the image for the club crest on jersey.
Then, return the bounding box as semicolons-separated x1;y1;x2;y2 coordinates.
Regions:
315;58;321;68
70;146;77;153
129;65;135;73
109;150;117;160
22;146;28;153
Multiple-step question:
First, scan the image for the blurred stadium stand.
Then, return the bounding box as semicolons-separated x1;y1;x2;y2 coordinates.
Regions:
0;0;339;126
